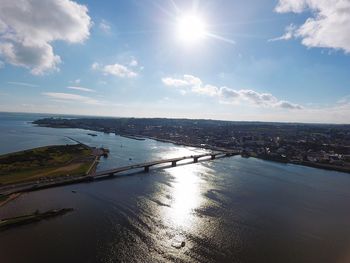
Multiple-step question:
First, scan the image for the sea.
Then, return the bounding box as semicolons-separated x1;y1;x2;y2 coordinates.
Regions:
1;112;350;263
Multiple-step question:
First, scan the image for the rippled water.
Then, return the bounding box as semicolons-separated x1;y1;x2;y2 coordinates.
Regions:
1;112;350;263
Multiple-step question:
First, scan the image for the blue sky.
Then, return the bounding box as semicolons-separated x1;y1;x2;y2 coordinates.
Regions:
0;0;349;123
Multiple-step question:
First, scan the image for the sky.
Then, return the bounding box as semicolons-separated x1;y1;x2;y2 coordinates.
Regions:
0;0;350;123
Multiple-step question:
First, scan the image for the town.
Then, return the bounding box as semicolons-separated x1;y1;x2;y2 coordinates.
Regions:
34;117;350;173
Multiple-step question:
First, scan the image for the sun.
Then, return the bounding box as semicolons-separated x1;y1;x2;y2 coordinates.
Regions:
176;14;207;44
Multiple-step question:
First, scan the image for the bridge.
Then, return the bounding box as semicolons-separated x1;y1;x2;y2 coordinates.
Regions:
0;150;239;196
92;151;238;179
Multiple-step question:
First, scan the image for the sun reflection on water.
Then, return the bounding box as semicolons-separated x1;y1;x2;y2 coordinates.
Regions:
146;147;213;252
158;161;214;234
167;166;201;228
161;146;207;160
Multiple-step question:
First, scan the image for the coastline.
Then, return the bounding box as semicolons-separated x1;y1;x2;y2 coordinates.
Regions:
121;134;235;153
255;154;350;174
0;193;21;207
99;133;350;175
32;121;350;175
0;208;74;230
0;143;108;200
119;134;145;141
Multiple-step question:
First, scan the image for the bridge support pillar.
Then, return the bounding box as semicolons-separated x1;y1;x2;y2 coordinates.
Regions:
109;173;114;177
211;155;216;160
144;166;150;173
193;157;198;163
171;161;177;167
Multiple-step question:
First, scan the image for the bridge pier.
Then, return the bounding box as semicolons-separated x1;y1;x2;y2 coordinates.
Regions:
171;161;177;167
144;166;150;172
211;154;216;160
193;157;199;163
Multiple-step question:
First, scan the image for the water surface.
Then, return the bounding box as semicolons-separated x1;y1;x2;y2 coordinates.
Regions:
1;112;350;263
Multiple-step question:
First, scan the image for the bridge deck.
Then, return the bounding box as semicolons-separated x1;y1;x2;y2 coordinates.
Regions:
94;151;236;177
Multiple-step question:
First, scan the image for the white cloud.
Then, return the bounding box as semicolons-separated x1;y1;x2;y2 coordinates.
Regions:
129;59;138;67
223;89;303;109
269;24;297;41
275;0;307;13
162;74;202;88
337;95;350;105
282;97;350;123
103;64;137;78
192;84;219;97
162;77;190;87
91;62;100;70
99;19;111;34
7;81;39;88
67;86;95;92
219;86;240;99
92;62;138;78
275;100;303;110
162;75;303;110
275;0;350;53
43;92;101;105
71;79;81;84
0;42;61;75
0;0;92;74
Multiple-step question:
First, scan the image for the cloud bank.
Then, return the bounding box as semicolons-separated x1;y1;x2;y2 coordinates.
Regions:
0;0;92;74
275;0;350;53
162;75;303;110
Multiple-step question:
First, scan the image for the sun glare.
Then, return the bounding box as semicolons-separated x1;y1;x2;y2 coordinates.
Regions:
176;14;206;44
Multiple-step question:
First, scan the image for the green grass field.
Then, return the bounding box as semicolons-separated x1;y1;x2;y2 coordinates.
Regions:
0;144;95;185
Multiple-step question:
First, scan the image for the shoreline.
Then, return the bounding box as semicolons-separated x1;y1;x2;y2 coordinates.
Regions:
255;155;350;174
0;143;107;200
118;134;350;174
0;193;21;207
0;208;74;230
119;134;145;141
34;122;350;175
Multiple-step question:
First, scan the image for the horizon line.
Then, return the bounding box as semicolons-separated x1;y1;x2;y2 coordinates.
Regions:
1;110;349;126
